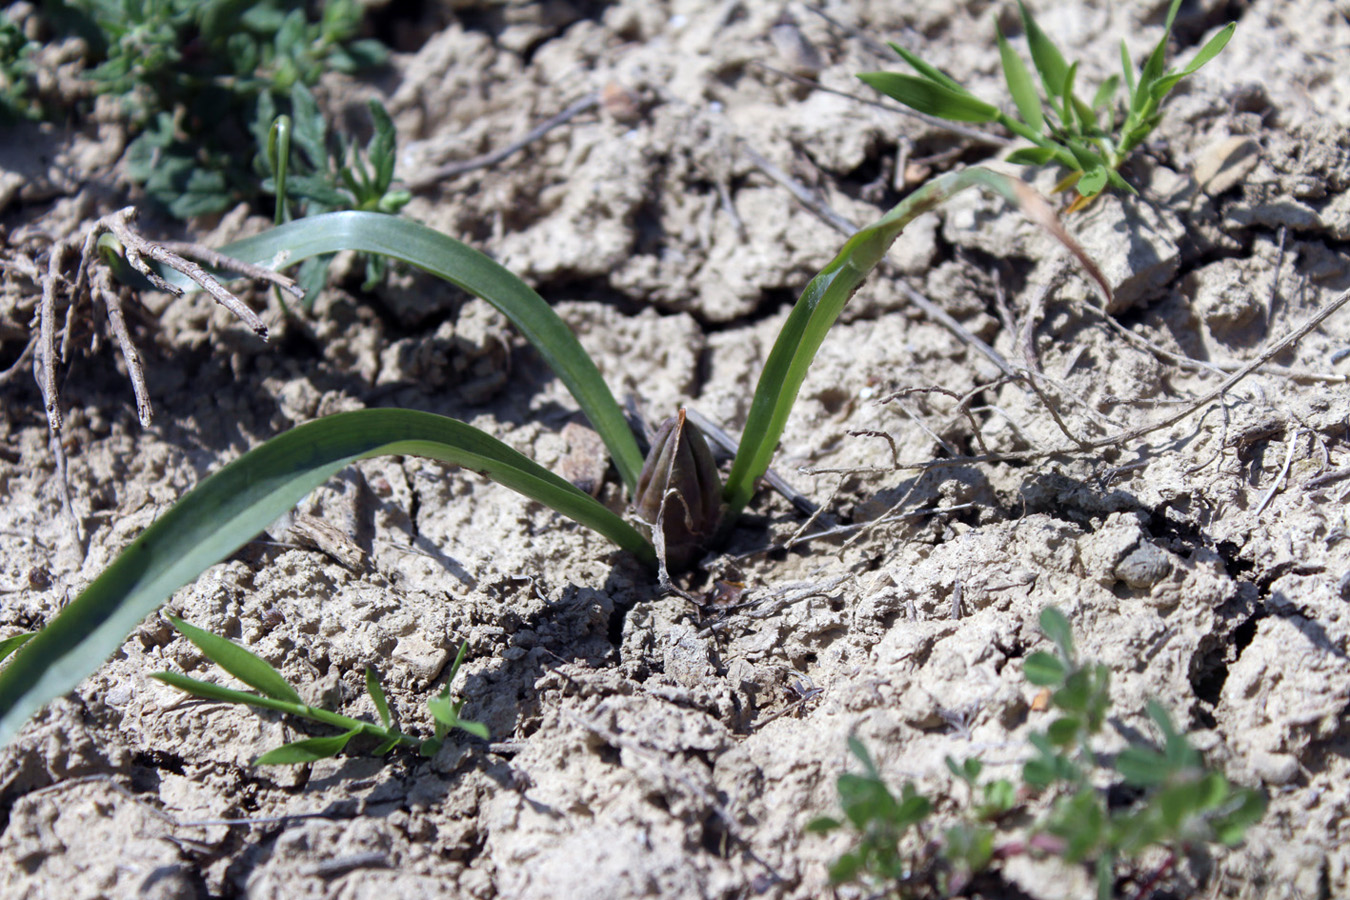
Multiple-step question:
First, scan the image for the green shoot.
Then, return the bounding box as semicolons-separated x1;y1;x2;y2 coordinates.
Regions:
153;618;485;764
811;606;1265;897
0;167;1107;750
721;166;1108;515
0;633;34;666
860;0;1236;207
254;85;412;302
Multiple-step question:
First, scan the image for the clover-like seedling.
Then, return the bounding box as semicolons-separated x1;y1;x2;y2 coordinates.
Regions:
811;607;1266;899
860;0;1236;208
151;617;486;765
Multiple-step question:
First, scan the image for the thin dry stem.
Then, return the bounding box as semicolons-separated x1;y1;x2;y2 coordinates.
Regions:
407;94;599;189
99;208;269;337
158;240;304;300
93;265;151;426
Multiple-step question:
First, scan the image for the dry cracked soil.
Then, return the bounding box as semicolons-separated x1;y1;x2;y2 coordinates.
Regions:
1;0;1349;898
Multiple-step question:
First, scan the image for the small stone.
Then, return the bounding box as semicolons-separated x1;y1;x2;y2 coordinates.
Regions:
1193;136;1260;196
1115;543;1173;590
1250;750;1300;786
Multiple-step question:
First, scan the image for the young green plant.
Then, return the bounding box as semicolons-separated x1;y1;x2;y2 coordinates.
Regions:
0;164;1106;751
811;607;1266;898
860;0;1235;208
256;83;412;301
153;618;485;763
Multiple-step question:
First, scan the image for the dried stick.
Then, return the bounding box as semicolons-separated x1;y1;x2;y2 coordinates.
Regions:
87;208;269;338
805;287;1350;472
0;335;35;387
93;265;151;426
37;245;70;431
407;93;600;190
1254;429;1303;516
157;241;304;300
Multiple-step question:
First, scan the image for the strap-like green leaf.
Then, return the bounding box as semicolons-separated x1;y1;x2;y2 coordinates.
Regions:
0;409;653;748
1019;0;1070;98
1091;74;1120;111
995;23;1044;134
0;633;34;666
1135;0;1181;111
155;211;644;493
1006;146;1060;165
168;616;302;704
723;168;1109;514
1120;40;1136;97
1149;23;1236;102
857;72;999;123
365;666;392;728
886;42;967;93
151;671;300;715
254;728;361;765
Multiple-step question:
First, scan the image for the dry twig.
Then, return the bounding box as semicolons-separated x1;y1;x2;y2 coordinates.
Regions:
406;94;600;190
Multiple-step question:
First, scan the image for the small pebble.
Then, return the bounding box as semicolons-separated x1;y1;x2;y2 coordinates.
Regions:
1115;543;1172;590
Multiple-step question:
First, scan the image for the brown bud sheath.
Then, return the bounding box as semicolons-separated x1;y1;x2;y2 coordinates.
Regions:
633;409;722;574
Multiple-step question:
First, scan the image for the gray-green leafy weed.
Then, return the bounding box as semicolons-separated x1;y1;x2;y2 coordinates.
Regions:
810;607;1265;898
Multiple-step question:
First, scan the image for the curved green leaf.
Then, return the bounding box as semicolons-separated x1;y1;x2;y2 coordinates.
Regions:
0;408;654;747
723;167;1110;514
157;211;644;493
1149;23;1236;102
1019;0;1070;98
996;23;1044;134
886;42;967;93
858;72;999;123
366;667;391;728
169;615;301;703
1006;145;1060;166
255;728;361;765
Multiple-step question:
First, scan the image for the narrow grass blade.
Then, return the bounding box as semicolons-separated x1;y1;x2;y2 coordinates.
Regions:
1019;1;1070;98
168;616;302;704
886;42;967;93
255;728;361;765
1007;146;1060;166
151;671;302;715
1135;0;1181;111
857;72;999;122
1120;40;1136;97
0;634;34;665
1149;23;1236;101
995;23;1044;133
156;211;644;493
366;667;391;728
1091;74;1120;111
0;408;653;748
723;167;1109;514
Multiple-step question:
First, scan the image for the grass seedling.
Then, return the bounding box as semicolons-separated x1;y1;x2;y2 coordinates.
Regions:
860;0;1235;208
153;618;485;763
810;607;1266;898
255;84;412;301
0;152;1108;749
